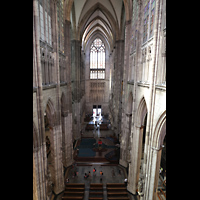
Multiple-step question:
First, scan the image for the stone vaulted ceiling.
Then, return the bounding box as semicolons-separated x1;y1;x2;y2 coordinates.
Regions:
66;0;132;52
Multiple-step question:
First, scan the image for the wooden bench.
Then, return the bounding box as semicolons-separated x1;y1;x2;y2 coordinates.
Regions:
107;192;128;196
62;197;83;200
90;183;103;186
89;192;103;195
107;187;127;192
90;183;103;190
107;197;130;200
90;188;103;190
66;183;85;187
89;183;103;200
65;187;85;191
64;191;84;196
106;183;126;187
63;183;85;200
65;183;85;191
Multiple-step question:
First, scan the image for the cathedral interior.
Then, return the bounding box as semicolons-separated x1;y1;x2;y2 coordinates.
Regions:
33;0;166;199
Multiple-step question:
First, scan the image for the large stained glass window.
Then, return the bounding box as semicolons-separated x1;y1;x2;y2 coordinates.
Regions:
90;38;105;79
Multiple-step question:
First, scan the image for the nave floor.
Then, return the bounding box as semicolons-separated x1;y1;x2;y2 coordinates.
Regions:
63;164;137;200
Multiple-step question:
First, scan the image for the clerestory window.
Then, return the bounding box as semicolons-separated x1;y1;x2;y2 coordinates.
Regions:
38;0;52;45
143;0;156;43
90;38;105;79
57;0;64;53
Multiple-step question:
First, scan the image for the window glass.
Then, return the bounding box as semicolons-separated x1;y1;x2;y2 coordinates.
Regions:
90;38;105;79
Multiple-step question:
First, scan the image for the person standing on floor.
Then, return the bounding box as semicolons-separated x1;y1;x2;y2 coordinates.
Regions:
93;168;96;176
100;170;103;182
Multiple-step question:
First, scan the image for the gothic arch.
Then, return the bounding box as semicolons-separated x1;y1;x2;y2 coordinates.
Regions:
81;16;113;42
146;111;166;200
86;32;110;53
153;110;166;149
78;3;119;41
45;98;57;127
127;92;133;114
132;96;148;192
84;23;111;49
64;0;74;21
136;96;148;127
65;0;131;22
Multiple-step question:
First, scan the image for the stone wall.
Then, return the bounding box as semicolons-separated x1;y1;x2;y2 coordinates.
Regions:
33;1;166;199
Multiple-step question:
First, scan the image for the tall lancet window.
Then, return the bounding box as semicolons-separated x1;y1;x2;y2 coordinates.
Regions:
90;38;105;79
38;0;52;45
149;0;156;38
143;0;150;43
57;0;64;53
143;0;156;43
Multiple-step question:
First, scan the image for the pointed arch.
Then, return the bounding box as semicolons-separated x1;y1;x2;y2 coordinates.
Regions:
136;96;148;127
147;111;166;200
65;0;131;25
153;110;166;149
127;92;133;114
84;23;111;48
81;15;113;41
78;3;119;41
131;96;148;193
45;98;57;128
86;31;110;53
65;0;74;21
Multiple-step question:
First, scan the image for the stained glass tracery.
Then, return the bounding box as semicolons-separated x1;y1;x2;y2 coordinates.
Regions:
90;38;105;79
143;0;156;43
